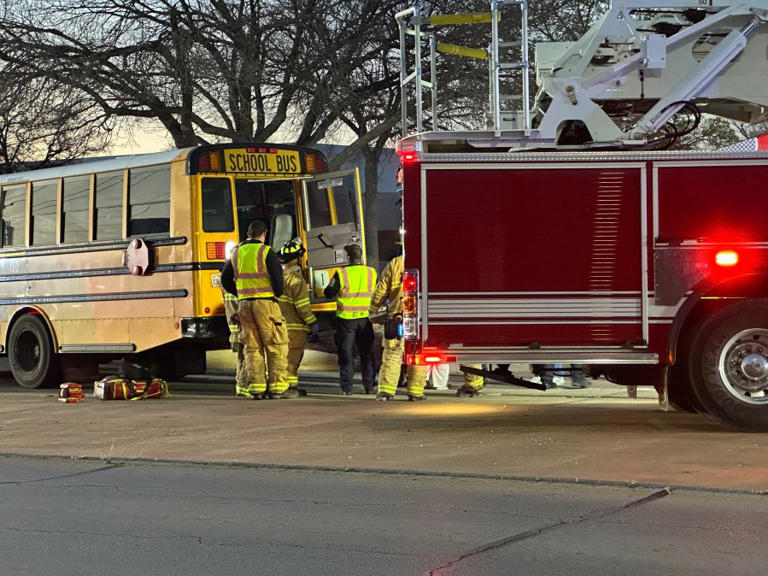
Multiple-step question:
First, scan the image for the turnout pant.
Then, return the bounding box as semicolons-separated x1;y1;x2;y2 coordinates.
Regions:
462;364;484;390
238;298;289;396
287;330;308;389
233;343;248;396
335;317;375;393
377;338;427;397
223;292;248;396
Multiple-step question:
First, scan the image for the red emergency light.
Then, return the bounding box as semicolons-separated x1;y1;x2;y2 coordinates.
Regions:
405;353;457;365
715;250;739;267
395;140;421;164
403;272;417;293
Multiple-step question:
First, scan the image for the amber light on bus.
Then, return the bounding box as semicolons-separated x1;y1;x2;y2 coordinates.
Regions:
198;151;222;173
206;242;227;259
309;153;327;172
715;250;739;267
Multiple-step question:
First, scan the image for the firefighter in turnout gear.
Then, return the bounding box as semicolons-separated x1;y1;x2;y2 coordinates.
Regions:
221;286;248;396
276;238;317;398
324;244;377;395
221;220;289;399
457;365;484;397
369;248;427;401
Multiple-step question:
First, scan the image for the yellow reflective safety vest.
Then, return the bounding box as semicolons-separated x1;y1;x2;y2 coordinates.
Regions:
234;243;274;299
336;265;377;319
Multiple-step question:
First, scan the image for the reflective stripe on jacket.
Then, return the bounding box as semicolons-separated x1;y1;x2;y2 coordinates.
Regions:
369;255;403;317
234;243;275;299
337;265;377;319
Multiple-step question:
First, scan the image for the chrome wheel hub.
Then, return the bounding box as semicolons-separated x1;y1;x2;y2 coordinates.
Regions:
719;329;768;404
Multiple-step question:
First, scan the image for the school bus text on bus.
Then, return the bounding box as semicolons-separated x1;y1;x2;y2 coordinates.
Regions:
224;149;300;175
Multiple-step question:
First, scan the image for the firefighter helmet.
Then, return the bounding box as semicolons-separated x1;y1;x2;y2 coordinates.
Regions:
278;238;306;263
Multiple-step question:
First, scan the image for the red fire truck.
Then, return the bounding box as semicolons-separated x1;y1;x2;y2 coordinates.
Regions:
395;1;768;431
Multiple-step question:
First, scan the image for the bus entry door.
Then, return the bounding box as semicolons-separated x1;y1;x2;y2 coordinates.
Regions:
302;168;364;301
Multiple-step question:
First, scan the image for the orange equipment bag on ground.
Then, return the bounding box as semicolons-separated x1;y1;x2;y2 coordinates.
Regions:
94;376;169;400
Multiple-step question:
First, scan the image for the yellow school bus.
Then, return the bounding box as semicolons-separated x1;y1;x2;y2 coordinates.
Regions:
0;143;364;387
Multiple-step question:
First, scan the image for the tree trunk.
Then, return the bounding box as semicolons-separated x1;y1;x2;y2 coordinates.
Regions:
362;146;380;268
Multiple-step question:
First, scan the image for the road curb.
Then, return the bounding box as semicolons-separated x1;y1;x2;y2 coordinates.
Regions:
1;452;765;496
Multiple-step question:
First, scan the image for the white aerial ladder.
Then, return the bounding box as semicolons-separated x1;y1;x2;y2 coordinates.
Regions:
396;0;768;150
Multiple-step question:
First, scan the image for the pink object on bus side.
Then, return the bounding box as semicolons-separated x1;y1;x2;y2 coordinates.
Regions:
122;238;150;276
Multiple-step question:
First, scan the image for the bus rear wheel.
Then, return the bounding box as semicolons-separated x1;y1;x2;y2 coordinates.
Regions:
8;314;60;389
689;299;768;431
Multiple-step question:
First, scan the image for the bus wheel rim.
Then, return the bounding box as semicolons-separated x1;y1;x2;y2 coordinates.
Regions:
718;328;768;405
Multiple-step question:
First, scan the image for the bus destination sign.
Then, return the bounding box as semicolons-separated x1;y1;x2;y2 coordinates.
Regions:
224;148;301;175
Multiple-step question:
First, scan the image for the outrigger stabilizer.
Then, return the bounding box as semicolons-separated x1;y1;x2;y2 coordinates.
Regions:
459;365;547;392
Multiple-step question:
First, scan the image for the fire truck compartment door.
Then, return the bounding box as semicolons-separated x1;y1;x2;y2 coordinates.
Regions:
302;168;365;299
420;164;648;348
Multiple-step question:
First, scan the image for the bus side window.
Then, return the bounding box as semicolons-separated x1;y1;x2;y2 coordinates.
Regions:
31;180;58;246
95;171;124;241
201;178;234;232
62;176;90;244
0;184;27;248
129;165;170;237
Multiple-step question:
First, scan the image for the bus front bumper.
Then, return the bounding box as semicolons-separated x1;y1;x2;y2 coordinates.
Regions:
181;317;229;341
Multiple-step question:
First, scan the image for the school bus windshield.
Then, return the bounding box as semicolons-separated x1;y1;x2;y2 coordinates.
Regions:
235;180;296;246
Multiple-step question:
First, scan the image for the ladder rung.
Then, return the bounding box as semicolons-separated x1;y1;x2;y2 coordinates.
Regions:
436;42;488;60
500;95;523;101
499;62;528;70
429;12;496;26
499;41;522;48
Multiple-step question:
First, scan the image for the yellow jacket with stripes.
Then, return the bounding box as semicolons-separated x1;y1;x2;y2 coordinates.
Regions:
369;255;403;317
277;265;317;333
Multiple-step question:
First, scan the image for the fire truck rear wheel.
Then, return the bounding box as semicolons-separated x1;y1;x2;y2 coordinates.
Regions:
8;314;60;389
667;344;704;414
689;299;768;432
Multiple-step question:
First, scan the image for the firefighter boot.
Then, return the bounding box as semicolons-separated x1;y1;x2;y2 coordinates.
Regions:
456;384;482;397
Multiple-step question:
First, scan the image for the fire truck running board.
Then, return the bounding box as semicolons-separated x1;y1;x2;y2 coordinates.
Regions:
445;348;658;365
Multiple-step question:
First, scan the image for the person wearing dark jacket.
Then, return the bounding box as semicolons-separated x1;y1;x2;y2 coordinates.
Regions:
221;220;288;399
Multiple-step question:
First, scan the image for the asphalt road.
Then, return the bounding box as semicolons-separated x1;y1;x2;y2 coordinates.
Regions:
1;457;766;576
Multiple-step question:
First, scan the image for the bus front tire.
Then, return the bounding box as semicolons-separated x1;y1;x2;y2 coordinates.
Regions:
8;314;60;389
689;299;768;432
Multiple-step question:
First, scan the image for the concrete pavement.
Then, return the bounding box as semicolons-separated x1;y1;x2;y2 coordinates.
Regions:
1;368;767;492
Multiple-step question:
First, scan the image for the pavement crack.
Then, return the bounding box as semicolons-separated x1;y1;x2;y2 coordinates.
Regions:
0;464;122;485
427;488;671;575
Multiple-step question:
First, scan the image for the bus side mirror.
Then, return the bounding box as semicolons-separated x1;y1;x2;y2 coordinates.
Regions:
0;220;4;248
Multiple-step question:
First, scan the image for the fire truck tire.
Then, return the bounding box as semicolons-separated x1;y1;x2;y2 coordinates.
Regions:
688;299;768;432
8;314;60;389
667;350;703;414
